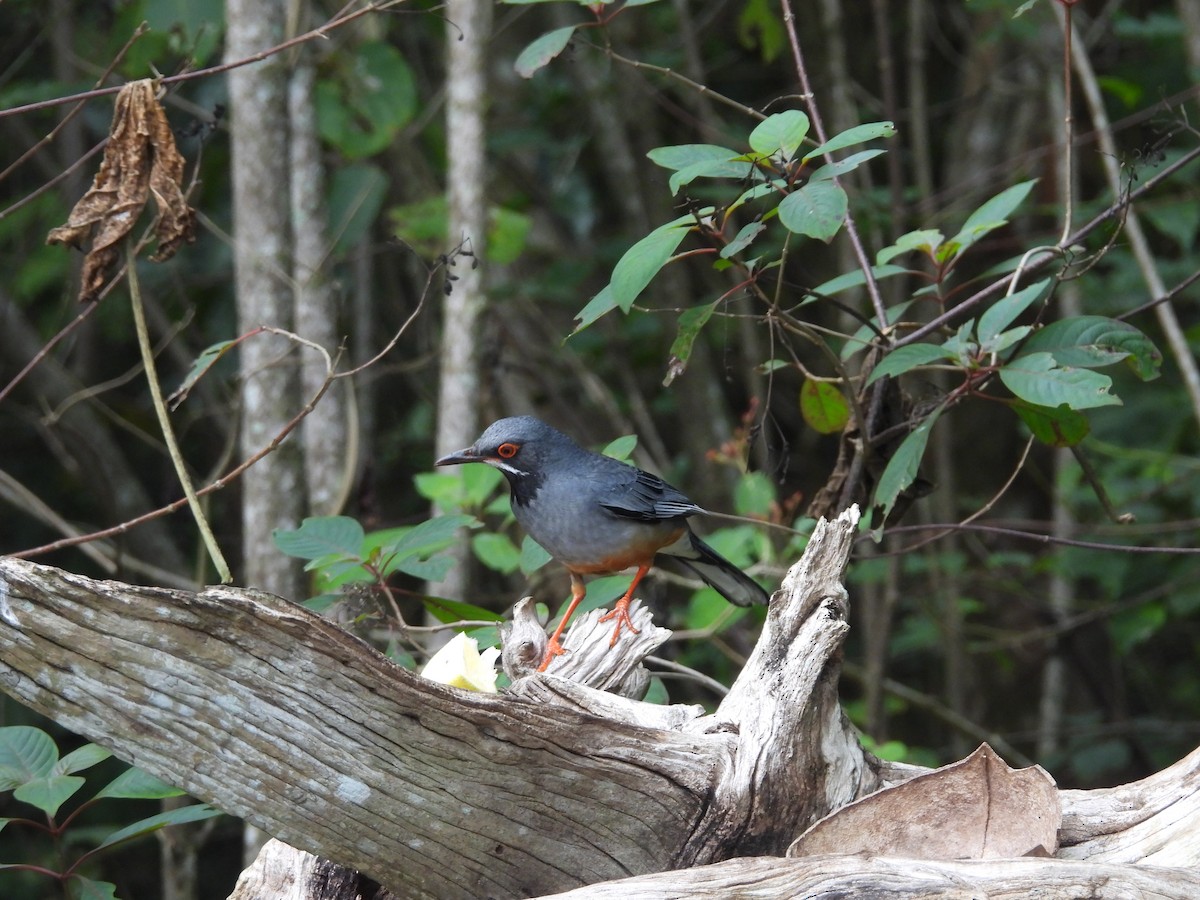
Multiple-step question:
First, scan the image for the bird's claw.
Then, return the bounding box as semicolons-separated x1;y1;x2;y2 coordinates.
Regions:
598;601;641;647
537;636;566;672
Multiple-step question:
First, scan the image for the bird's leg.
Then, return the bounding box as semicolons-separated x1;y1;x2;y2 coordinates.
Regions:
538;573;587;672
597;563;648;647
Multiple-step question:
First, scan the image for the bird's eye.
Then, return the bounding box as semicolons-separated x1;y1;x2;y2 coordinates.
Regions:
496;442;519;459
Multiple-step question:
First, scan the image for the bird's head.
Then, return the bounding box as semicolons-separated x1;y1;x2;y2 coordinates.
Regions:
434;416;570;482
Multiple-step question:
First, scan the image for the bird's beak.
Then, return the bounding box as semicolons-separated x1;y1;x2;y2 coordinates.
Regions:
435;447;479;467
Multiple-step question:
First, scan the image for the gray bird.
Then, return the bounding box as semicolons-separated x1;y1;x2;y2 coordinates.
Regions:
436;416;770;669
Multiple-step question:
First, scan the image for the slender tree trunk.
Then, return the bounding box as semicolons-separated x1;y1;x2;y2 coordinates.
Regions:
226;0;306;866
291;39;348;517
226;0;304;596
432;0;491;605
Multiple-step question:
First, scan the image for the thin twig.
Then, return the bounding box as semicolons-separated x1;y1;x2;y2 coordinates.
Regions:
127;253;231;582
0;1;406;121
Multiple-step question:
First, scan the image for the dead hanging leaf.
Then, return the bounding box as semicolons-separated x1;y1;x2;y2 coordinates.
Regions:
788;743;1061;860
46;79;196;302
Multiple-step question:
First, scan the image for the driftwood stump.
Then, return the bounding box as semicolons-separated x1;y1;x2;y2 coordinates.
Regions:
1;507;1199;898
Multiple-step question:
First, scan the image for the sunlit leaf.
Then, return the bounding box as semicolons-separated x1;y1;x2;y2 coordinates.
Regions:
472;533;522;574
1020;316;1162;380
515;25;576;78
947;180;1037;252
0;726;59;790
999;352;1121;410
778;180;847;241
520;536;553;574
274;516;365;562
800;379;850;434
14;775;85;817
54;744;111;776
95;804;222;850
602;434;638;460
571;284;619;335
721;220;766;258
96;767;185;800
804;121;896;160
977;278;1051;348
748;110;810;160
610;219;692;310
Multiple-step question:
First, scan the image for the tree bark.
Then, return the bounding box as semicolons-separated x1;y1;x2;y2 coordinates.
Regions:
2;508;1199;898
226;0;305;597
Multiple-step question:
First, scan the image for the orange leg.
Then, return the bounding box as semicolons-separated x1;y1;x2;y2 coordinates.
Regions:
597;563;649;647
538;573;587;672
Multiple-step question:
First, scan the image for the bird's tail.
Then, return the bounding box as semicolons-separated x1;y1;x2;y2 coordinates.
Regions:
669;531;770;607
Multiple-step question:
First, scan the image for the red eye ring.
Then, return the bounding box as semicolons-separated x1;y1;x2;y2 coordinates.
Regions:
496;442;519;459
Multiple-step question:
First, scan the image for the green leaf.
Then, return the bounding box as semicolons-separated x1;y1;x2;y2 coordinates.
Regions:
647;144;755;194
170;340;236;409
602;434;638;460
0;726;59;789
809;149;885;181
778;180;847;241
647;143;742;171
610;219;692;311
840;299;916;360
874;404;945;518
422;595;505;625
737;0;786;62
328;163;388;255
14;775;85;817
1110;602;1167;656
379;515;476;575
948;180;1037;252
515;25;576;78
866;343;956;385
999;352;1121;410
68;877;120;900
1020;316;1162;380
803;121;896;160
274;516;365;562
520;536;553;574
813;264;908;298
488;207;532;264
54;744;111;776
977;278;1051;348
1010;399;1090;447
748;110;810;160
472;533;522;574
95;767;185;801
734;472;776;517
664;301;718;385
95;803;222;851
316;41;417;159
721;220;766;258
571;284;619;335
877;229;944;264
800;379;850;434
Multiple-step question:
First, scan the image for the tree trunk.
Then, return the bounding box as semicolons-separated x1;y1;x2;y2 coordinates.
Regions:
226;0;305;598
1;508;1199;898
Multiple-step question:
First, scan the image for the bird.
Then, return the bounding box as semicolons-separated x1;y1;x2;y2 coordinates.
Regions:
435;416;770;671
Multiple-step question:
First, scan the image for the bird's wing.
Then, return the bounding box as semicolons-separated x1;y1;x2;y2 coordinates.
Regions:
598;467;705;522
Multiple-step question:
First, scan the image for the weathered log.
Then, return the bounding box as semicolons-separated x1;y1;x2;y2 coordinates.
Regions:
3;506;1200;899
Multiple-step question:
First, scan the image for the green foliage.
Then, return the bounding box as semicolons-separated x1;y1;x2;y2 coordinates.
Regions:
316;41;417;159
0;727;219;899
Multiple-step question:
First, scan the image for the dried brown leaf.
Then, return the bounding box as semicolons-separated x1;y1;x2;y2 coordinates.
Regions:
46;79;195;302
788;743;1061;860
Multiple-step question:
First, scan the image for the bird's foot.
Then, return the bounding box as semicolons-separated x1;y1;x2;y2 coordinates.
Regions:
598;600;641;647
536;636;566;672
